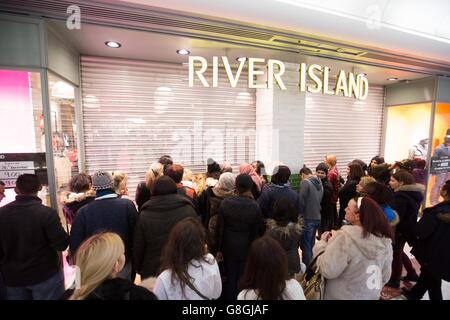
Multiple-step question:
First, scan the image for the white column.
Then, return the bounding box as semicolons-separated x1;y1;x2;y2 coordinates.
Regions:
255;63;305;174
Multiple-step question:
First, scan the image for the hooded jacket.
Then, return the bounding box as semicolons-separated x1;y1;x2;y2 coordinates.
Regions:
298;176;324;220
411;200;450;281
134;194;197;278
393;184;425;246
154;253;222;300
313;225;393;300
258;183;300;219
266;219;302;276
69;195;138;262
61;190;96;225
216;194;264;261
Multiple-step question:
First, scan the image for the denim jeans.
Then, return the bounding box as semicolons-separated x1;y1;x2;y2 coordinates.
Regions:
7;270;65;300
301;219;321;267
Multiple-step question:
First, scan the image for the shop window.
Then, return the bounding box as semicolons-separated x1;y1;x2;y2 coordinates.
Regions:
427;103;450;206
0;70;49;206
384;103;432;164
48;73;79;205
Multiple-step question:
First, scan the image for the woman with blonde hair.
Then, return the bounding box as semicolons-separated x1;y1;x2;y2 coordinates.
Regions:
135;163;164;210
69;232;156;300
356;176;376;194
112;171;130;199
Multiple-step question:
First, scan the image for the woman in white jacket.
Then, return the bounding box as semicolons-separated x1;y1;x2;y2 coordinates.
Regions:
154;217;222;300
312;196;393;300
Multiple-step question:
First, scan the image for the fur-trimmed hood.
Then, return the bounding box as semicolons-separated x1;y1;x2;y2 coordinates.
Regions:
436;212;450;223
266;219;302;236
62;190;96;205
426;200;450;224
395;183;425;194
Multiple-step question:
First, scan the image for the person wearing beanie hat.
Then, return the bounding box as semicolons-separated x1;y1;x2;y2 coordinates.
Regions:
69;170;139;281
370;163;391;186
92;171;114;192
206;158;221;187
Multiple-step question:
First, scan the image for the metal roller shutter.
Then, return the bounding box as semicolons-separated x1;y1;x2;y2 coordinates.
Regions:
303;85;385;174
80;56;256;198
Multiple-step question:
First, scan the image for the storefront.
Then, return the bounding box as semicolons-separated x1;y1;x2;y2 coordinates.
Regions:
384;77;450;206
0;14;80;209
1;2;450;210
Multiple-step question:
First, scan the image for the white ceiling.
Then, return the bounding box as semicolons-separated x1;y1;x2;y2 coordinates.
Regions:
113;0;450;64
50;20;428;85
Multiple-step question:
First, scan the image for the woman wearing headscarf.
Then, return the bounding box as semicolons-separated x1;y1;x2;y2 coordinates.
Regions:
202;172;236;254
239;163;263;200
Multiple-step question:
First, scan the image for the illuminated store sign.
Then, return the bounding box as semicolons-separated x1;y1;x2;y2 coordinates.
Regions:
188;56;369;100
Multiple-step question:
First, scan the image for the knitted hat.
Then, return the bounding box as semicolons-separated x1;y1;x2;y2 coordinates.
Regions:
91;171;114;191
207;158;221;174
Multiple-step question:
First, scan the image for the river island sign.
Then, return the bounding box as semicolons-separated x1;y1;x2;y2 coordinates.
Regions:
188;56;369;100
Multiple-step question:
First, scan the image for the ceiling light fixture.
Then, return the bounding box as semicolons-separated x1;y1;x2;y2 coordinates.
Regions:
176;49;190;55
387;77;398;81
105;41;121;48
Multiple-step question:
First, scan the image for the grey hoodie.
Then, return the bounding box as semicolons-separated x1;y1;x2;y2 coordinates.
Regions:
313;225;392;300
298;176;323;220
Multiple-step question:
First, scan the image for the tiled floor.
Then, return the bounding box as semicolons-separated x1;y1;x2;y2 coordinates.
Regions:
381;244;450;300
64;247;450;300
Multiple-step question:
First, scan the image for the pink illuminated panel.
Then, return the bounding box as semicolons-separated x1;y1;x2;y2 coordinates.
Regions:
0;70;37;152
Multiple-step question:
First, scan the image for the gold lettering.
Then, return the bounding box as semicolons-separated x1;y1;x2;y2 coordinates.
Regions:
268;59;286;90
189;56;209;87
223;56;245;88
322;67;335;95
334;70;349;97
348;73;360;99
359;75;369;100
248;58;266;89
307;64;323;93
212;56;219;88
299;63;307;92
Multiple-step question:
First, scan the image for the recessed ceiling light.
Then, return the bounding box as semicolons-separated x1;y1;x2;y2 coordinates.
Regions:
176;49;190;55
236;57;247;62
387;77;398;81
105;41;121;48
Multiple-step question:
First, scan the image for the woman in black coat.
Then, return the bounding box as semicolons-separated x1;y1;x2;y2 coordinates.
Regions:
133;176;197;279
265;198;302;277
337;163;364;227
387;170;424;288
405;180;450;300
216;174;264;300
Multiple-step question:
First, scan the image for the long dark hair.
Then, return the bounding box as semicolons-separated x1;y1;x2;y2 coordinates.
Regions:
348;163;364;181
160;217;209;297
356;196;394;239
239;236;288;300
272;198;298;226
361;182;394;207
